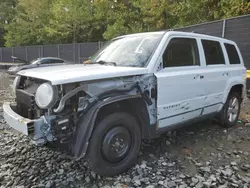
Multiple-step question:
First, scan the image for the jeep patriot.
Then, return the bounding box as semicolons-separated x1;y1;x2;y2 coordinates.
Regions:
3;31;246;176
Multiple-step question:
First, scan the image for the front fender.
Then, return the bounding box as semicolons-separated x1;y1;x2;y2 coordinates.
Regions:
71;94;141;159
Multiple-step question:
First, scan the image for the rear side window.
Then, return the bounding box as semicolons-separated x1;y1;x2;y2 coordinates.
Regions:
163;38;200;68
202;40;225;65
224;43;241;64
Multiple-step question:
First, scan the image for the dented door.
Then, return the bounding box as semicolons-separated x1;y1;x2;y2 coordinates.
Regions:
155;67;206;128
200;39;228;114
155;37;206;129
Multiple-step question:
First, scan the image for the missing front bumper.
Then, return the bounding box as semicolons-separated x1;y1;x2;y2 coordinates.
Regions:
3;102;34;135
3;102;54;145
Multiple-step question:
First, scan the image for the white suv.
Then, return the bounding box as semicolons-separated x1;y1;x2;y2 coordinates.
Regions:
3;31;246;176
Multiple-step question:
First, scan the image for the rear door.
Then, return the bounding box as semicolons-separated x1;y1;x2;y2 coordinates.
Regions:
200;39;228;115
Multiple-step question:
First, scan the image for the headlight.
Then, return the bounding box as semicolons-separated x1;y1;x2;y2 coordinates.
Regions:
35;83;58;109
12;76;21;94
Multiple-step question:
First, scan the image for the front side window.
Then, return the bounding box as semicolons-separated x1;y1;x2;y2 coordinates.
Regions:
202;40;225;65
90;33;164;67
224;43;241;64
162;38;200;68
40;59;52;64
51;59;64;63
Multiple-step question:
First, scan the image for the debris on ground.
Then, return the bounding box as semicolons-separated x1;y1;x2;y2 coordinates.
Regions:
1;71;250;187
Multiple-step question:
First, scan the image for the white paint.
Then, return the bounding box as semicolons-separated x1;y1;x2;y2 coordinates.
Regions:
155;66;206;128
17;64;148;85
3;103;30;135
155;31;246;129
4;31;247;135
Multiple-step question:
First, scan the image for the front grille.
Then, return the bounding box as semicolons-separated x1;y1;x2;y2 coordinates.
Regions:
16;89;35;119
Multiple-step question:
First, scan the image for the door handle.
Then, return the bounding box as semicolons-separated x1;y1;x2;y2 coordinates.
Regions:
222;72;229;76
194;74;200;79
194;75;204;79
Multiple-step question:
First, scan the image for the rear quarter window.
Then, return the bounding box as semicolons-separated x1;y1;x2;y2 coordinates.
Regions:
224;43;241;64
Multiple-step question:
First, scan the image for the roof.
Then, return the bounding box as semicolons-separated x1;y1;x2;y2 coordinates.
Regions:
114;30;235;44
166;31;234;43
114;31;165;40
38;57;65;60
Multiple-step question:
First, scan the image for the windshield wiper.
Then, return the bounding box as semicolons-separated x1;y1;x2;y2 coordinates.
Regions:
90;60;117;66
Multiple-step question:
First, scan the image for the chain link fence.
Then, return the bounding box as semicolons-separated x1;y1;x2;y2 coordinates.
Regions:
0;14;249;68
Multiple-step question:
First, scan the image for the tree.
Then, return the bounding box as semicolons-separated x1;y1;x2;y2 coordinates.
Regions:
93;0;141;40
4;0;53;47
169;0;250;28
168;0;224;27
0;0;17;46
3;0;250;46
94;0;170;40
221;0;250;18
0;0;17;27
130;0;168;31
45;0;103;44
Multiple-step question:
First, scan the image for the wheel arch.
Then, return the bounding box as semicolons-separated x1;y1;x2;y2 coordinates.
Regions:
96;98;152;137
71;95;153;159
223;81;245;104
230;84;244;98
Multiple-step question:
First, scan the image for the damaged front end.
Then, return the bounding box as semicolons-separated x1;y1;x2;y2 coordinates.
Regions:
4;74;156;159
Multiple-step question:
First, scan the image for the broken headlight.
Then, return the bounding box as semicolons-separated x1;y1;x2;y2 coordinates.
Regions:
35;83;58;109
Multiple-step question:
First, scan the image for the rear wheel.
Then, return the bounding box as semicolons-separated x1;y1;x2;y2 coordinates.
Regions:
87;112;141;176
219;92;241;128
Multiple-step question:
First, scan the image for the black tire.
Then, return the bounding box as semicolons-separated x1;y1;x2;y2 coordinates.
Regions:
218;92;241;128
87;112;141;176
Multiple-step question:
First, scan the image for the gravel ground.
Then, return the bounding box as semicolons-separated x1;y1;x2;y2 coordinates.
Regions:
1;71;250;188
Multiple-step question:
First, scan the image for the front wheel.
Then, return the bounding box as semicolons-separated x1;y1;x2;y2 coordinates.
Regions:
87;112;141;176
219;92;241;128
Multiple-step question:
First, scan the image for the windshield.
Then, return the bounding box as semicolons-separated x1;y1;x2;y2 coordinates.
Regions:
31;59;40;65
90;33;163;67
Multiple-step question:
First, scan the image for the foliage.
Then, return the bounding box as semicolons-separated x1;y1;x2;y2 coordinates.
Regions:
221;0;250;18
45;0;103;44
0;0;17;46
2;0;250;47
0;0;17;27
4;0;54;47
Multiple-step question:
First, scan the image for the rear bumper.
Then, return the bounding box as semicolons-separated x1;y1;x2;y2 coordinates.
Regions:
3;102;53;145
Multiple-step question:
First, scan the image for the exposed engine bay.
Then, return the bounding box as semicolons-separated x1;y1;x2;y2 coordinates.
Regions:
13;74;157;156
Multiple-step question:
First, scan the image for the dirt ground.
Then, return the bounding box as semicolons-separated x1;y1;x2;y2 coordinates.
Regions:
1;70;250;187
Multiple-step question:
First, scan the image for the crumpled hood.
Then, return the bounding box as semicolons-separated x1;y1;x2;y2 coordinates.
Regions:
17;64;148;85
